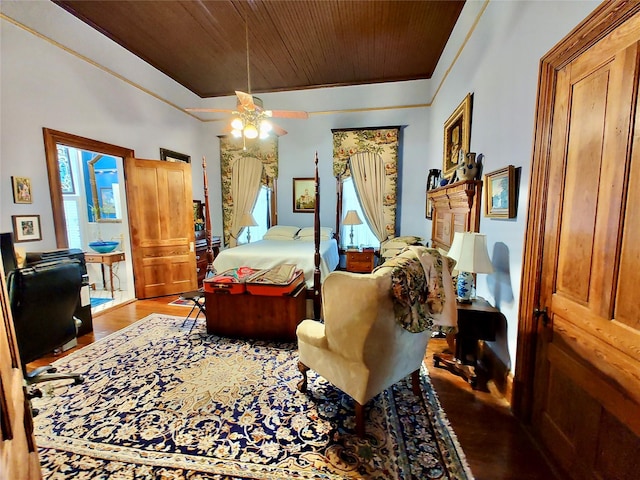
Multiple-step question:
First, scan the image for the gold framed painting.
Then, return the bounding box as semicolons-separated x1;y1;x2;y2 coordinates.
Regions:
12;176;33;204
442;93;472;179
484;165;516;218
293;178;315;213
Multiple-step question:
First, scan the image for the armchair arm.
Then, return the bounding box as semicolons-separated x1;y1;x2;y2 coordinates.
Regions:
296;319;328;350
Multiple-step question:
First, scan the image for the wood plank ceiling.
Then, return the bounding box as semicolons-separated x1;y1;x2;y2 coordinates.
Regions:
53;0;465;98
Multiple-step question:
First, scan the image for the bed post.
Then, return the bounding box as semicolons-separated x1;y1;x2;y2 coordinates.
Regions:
313;152;322;320
202;156;214;278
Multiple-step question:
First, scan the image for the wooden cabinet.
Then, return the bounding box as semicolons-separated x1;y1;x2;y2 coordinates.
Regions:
427;180;482;250
205;285;307;341
345;250;376;273
195;231;220;286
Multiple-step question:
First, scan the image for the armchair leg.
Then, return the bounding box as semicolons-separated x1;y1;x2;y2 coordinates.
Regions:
411;369;421;395
297;361;309;392
355;401;365;438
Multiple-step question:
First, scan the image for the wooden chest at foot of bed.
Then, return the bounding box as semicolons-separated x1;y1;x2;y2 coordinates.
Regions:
204;284;307;341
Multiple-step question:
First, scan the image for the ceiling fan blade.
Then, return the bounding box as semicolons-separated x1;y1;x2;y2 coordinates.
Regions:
235;91;256;110
185;107;234;113
266;109;309;119
271;123;288;136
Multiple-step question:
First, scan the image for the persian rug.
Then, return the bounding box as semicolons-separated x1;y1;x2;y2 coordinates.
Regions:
33;314;473;479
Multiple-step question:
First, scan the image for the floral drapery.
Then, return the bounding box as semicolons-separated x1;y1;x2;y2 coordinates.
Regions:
332;127;400;240
219;136;278;246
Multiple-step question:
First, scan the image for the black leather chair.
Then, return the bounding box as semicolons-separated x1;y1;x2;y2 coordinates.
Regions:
7;259;85;387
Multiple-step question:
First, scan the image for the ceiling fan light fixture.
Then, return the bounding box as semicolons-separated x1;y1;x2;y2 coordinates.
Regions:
260;120;272;134
244;123;259;139
231;117;244;130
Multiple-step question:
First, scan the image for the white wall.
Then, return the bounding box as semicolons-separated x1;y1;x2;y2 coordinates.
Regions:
1;0;600;372
426;0;599;368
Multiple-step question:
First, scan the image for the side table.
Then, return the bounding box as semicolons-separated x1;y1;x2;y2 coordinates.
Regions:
433;297;500;390
345;249;377;273
84;251;125;298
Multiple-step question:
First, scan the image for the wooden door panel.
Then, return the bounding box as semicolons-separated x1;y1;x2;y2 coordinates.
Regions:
125;158;196;299
529;8;640;479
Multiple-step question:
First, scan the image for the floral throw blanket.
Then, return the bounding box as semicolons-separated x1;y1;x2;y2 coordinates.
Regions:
375;248;456;333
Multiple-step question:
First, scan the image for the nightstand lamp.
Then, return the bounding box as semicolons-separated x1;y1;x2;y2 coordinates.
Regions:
240;212;258;243
447;232;493;303
343;210;363;249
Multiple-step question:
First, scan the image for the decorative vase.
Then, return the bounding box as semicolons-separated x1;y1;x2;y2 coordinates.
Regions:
427;169;441;190
456;271;473;302
456;152;479;181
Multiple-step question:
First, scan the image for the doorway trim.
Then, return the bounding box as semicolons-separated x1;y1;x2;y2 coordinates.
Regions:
42;128;134;247
513;0;640;422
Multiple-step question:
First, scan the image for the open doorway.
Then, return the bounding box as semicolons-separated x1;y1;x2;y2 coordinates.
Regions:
43;128;136;313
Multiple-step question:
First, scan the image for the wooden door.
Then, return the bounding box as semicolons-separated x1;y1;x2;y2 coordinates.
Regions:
0;269;42;479
124;158;197;299
517;3;640;479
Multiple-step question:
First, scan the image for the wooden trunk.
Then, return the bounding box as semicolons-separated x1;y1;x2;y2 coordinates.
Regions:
205;285;307;341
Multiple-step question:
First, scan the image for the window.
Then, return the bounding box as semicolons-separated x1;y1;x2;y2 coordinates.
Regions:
341;177;379;249
237;185;269;243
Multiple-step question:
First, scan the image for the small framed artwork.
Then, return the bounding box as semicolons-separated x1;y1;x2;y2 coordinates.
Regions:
293;178;315;213
160;148;191;163
484;165;516;218
12;215;42;242
442;93;472;179
12;176;33;204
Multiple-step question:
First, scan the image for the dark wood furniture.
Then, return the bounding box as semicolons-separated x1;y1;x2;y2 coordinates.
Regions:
433;297;500;390
345;249;376;273
205;285;307;341
194;230;220;286
427;180;482;250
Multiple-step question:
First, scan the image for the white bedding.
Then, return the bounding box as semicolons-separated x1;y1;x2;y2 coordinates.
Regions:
212;238;340;288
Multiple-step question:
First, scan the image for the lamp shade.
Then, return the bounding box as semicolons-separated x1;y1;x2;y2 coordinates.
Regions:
447;232;493;274
239;212;258;227
343;210;363;226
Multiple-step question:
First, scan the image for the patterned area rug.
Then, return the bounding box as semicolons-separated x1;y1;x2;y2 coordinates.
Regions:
33;314;473;479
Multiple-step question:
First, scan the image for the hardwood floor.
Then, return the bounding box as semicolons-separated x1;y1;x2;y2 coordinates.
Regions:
29;296;559;480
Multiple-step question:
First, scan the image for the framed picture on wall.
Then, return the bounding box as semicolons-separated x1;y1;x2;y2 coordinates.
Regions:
484;165;516;218
293;178;315;213
12;215;42;242
160;148;191;163
442;93;472;179
12;176;33;204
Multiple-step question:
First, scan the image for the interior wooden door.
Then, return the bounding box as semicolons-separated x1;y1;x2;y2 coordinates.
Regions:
0;270;42;479
124;157;197;299
518;4;640;479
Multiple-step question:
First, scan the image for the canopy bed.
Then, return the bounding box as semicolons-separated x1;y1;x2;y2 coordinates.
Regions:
205;153;334;319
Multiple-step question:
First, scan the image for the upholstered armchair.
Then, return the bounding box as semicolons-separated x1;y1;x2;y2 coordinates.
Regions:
296;247;456;436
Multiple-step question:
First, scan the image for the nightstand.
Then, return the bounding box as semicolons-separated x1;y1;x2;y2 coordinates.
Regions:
345;249;376;273
433;297;501;390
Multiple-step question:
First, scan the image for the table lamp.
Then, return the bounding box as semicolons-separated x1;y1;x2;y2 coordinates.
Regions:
447;232;493;303
239;212;258;243
342;210;363;249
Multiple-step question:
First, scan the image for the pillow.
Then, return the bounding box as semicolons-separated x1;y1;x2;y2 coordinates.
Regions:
383;235;423;249
263;225;300;240
297;226;333;239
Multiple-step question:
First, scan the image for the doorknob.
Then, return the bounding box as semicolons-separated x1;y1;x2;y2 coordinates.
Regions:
533;307;549;326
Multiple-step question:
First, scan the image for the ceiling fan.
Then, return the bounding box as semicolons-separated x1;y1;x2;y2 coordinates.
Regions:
186;25;308;139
